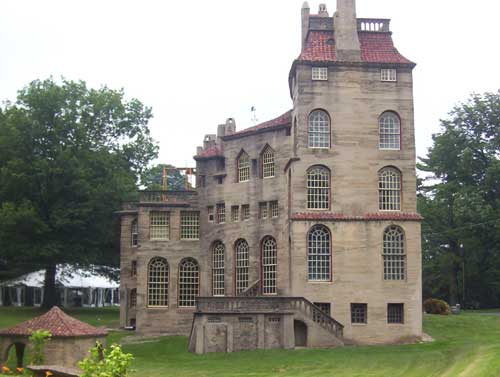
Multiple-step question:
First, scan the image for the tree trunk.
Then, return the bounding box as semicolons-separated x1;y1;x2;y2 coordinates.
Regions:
42;264;59;309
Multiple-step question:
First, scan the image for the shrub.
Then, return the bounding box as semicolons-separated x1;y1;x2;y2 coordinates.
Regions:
424;298;451;315
79;343;133;377
29;330;52;365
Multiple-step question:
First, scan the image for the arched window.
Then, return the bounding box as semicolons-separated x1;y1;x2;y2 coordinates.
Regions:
147;257;169;307
308;110;330;148
178;258;199;307
212;242;225;296
131;219;138;247
262;146;275;178
307;166;330;210
383;226;405;280
308;225;331;281
261;237;277;295
379;112;401;150
235;239;249;294
379;167;401;211
238;152;250;182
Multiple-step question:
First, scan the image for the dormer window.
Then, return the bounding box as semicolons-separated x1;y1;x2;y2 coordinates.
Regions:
381;69;397;82
312;67;328;81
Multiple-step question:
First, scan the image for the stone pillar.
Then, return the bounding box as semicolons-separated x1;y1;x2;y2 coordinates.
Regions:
334;0;361;61
282;314;295;349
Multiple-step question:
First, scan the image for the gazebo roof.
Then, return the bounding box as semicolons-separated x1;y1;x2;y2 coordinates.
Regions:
0;306;107;338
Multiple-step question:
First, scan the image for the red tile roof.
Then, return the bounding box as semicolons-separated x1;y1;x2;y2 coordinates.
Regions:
291;212;423;221
0;306;107;338
298;31;413;64
222;110;292;140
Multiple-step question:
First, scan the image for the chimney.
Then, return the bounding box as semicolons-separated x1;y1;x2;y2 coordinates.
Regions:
334;0;361;61
301;2;310;49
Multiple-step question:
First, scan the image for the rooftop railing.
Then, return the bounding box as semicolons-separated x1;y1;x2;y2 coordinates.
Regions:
357;18;391;32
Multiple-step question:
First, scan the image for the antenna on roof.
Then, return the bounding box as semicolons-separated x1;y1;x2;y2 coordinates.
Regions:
250;106;259;125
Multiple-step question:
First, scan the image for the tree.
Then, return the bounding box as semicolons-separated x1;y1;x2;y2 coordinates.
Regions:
141;164;192;191
418;91;500;308
0;78;158;307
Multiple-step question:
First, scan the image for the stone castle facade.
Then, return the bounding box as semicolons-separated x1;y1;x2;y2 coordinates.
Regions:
119;0;422;351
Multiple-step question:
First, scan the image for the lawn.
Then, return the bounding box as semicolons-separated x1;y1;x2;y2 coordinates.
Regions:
1;307;499;377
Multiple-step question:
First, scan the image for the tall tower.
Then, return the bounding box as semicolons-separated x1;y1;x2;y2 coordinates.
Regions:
287;1;422;344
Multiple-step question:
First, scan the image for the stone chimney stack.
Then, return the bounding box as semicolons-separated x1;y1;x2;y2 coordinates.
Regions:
334;0;361;61
301;2;310;49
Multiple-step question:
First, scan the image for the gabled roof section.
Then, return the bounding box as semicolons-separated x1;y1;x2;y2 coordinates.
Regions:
222;110;292;140
0;306;107;337
298;30;413;65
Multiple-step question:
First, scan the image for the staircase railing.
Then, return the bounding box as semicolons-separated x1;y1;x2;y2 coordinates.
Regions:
237;280;260;297
195;296;343;338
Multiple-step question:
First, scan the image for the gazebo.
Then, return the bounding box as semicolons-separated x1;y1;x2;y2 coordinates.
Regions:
0;306;107;368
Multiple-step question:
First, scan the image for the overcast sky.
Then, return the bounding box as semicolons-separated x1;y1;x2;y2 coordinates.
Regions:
2;0;499;167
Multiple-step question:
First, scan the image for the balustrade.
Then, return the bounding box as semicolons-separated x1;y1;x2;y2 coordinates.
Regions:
357;18;391;32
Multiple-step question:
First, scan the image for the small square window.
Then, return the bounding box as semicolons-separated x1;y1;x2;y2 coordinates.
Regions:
381;69;397;82
313;302;331;322
207;206;214;222
312;67;328;81
388;303;404;324
351;303;367;324
259;202;268;220
270;201;279;218
231;205;239;222
242;205;250;221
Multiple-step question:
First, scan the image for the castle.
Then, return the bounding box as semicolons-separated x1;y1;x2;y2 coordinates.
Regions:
119;0;422;352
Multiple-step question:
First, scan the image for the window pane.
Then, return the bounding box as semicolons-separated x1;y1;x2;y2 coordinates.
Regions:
308;110;330;148
388;303;404;323
180;212;200;240
307;166;330;209
379;113;401;150
262;237;277;295
383;226;406;280
308;225;331;281
351;303;367;323
212;242;225;296
178;258;199;307
379;168;401;211
235;240;249;294
148;258;169;307
262;148;275;178
238;153;250;182
150;212;169;240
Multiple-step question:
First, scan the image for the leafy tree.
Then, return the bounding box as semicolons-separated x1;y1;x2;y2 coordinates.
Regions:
0;78;158;307
418;91;500;308
141;164;192;191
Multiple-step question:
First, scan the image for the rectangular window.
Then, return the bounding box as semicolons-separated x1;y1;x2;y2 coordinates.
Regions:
130;289;137;308
259;202;268;220
351;303;368;324
312;67;328;81
381;68;397;82
388;303;404;324
207;206;214;222
313;302;331;322
180;212;200;240
149;211;169;240
131;261;137;277
242;204;250;221
216;203;226;224
131;220;138;247
231;205;239;222
270;201;279;218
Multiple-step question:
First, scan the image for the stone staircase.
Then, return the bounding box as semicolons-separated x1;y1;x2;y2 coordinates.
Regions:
188;287;344;353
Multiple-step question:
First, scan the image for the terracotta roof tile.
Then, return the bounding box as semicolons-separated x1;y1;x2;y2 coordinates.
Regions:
291;212;423;221
298;31;413;65
195;146;223;160
0;306;107;337
223;110;292;139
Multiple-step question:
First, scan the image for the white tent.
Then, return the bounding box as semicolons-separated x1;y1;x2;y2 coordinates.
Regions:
0;265;119;308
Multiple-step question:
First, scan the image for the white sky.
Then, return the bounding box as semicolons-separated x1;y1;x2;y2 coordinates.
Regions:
1;0;499;168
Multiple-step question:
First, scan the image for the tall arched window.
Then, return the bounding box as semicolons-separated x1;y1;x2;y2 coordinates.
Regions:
307;166;330;210
147;257;169;307
131;219;138;247
383;226;405;280
308;110;330;148
235;239;249;294
261;146;275;178
238;152;250;182
308;225;331;281
212;242;225;296
178;258;199;307
379;112;401;150
261;237;277;295
379;167;401;211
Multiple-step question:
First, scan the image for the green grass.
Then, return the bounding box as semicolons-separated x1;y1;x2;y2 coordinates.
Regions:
1;308;499;376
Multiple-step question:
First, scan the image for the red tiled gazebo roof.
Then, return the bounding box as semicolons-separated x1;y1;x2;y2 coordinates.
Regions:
0;306;107;338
